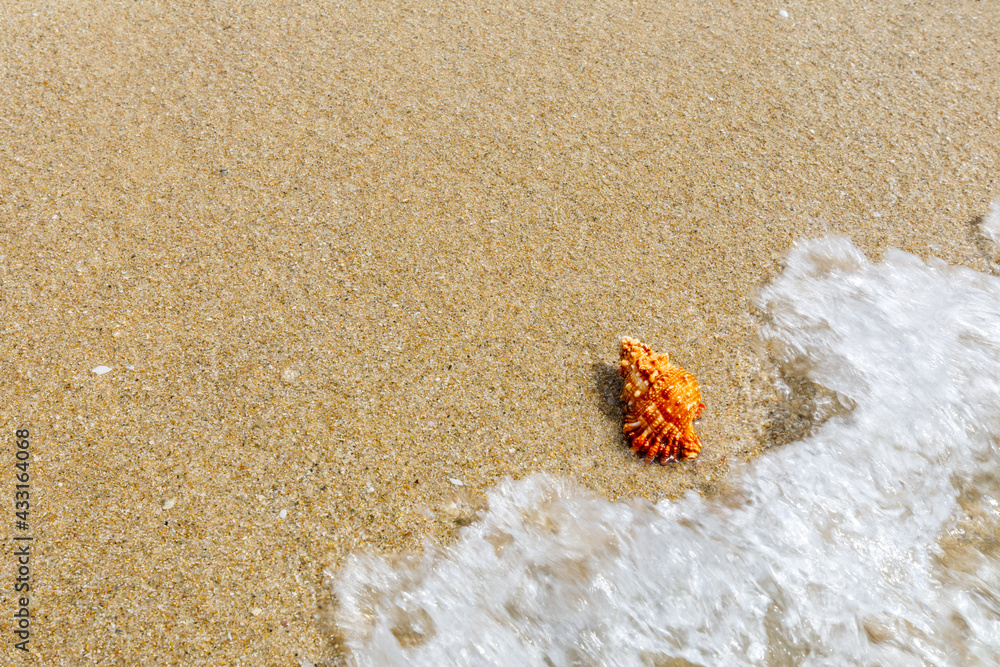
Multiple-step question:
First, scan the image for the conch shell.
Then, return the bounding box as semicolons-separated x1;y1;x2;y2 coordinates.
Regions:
618;337;705;463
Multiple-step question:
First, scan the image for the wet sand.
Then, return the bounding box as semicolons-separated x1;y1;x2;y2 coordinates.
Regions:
1;1;998;663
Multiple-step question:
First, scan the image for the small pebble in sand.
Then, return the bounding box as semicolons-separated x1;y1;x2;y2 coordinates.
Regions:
449;478;465;486
92;365;112;374
779;9;789;18
162;498;176;510
279;509;287;519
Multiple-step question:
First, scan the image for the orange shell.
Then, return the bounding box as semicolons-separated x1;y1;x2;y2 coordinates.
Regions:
618;337;705;463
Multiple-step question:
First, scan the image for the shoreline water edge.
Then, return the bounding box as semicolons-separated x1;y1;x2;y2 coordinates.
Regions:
1;1;999;663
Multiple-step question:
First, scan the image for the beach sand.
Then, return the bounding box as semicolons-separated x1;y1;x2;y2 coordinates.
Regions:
1;0;998;663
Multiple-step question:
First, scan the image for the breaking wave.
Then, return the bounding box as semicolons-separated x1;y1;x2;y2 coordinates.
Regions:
326;236;1000;665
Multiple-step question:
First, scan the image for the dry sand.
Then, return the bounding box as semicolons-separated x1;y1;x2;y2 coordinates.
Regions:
1;0;999;663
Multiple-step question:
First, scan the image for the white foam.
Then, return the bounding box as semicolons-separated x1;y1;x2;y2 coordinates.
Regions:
327;237;1000;665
